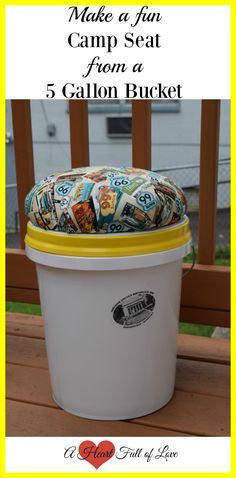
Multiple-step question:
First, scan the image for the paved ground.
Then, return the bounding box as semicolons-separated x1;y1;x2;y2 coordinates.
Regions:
6;209;230;249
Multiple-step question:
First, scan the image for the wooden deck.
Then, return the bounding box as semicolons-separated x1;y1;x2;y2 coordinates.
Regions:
6;312;230;437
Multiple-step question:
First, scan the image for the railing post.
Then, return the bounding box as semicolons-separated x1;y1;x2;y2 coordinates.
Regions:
69;100;89;167
132;100;151;169
11;100;35;248
197;100;221;265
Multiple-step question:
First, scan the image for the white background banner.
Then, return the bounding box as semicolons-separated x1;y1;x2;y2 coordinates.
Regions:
6;437;230;472
6;5;230;99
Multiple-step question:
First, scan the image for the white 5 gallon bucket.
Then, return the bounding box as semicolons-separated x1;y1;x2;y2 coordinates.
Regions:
25;216;191;420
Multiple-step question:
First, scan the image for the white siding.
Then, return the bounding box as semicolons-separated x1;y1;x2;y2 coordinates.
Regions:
6;99;230;207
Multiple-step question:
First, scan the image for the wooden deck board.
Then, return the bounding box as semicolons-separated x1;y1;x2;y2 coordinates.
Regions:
175;359;229;398
132;390;229;436
6;312;230;364
7;400;190;437
6;336;230;398
6;313;230;437
177;333;230;365
6;362;229;436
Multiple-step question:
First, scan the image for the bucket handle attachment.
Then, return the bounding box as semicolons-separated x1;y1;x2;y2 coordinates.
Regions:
182;244;196;278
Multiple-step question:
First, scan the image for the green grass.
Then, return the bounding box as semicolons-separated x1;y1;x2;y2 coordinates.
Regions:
214;245;230;266
6;301;41;316
184;244;230;266
178;323;215;337
6;245;229;338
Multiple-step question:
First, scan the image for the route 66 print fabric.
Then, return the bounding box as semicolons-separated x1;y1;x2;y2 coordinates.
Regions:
25;166;187;234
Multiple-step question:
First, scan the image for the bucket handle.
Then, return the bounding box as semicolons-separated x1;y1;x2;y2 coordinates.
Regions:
182;244;196;278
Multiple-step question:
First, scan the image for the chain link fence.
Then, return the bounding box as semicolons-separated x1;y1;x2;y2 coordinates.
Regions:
155;158;230;248
6;183;19;248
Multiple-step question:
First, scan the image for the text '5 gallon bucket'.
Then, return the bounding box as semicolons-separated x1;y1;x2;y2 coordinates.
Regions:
25;216;191;420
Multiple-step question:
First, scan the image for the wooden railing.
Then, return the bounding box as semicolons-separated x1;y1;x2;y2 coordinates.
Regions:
6;100;230;328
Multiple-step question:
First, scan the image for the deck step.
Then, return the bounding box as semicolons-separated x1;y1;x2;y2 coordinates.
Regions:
6;312;230;437
7;312;230;364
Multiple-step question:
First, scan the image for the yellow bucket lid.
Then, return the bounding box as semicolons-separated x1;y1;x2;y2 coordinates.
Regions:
25;217;191;258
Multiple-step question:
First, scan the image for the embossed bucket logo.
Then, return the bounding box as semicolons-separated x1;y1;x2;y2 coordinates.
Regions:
112;291;156;328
